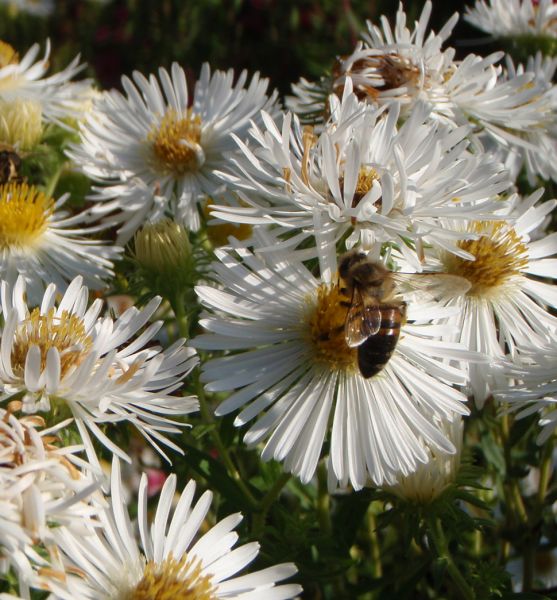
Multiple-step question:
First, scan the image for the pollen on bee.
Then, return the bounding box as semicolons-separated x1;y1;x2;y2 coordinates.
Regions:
306;283;357;372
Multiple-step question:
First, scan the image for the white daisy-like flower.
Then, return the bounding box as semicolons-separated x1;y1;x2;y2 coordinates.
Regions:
288;2;557;187
0;275;199;464
44;456;302;599
0;40;88;125
0;182;122;304
395;189;557;407
465;0;557;40
193;230;474;490
286;2;458;124
0;410;100;597
68;62;278;242
477;53;557;185
495;341;557;445
214;80;510;263
334;1;459;119
382;418;464;504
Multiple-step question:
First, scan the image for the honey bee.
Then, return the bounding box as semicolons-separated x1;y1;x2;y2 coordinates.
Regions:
338;250;470;378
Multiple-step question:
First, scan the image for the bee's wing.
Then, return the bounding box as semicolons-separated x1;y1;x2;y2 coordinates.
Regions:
391;272;471;299
344;288;381;348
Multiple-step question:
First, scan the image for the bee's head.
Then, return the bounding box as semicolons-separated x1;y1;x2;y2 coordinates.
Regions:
339;251;389;288
338;251;367;280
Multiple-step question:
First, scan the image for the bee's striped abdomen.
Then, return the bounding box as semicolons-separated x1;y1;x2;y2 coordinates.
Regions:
357;305;403;378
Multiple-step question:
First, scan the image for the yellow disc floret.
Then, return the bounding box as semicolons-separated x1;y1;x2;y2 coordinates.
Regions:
0;183;53;250
149;108;204;176
129;554;215;600
444;221;529;298
307;283;357;372
11;307;92;379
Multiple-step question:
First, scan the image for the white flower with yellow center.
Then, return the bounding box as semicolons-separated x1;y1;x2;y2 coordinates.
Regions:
0;182;121;304
465;0;557;39
44;457;302;599
68;62;277;242
382;418;464;504
288;3;557;188
0;410;100;597
0;40;88;125
396;189;557;407
193;231;474;490
214;80;510;263
0;276;199;464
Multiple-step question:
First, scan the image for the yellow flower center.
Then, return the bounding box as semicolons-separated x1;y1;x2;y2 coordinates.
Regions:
0;41;18;68
352;167;379;198
11;308;92;379
306;283;357;372
340;166;381;218
443;221;529;297
0;183;53;250
129;554;215;600
149;108;204;176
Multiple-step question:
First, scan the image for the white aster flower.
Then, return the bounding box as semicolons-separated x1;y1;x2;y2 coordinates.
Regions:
382;418;464;504
0;182;122;304
286;2;458;124
477;53;557;185
495;341;557;444
68;62;278;242
214;80;510;263
289;2;557;187
335;1;458;119
0;276;199;464
465;0;557;40
0;410;100;597
0;40;88;125
45;456;302;599
193;231;473;490
396;189;557;407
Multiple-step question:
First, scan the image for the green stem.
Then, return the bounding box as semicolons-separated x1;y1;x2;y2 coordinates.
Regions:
252;472;291;537
522;540;535;593
317;463;332;535
44;162;64;198
171;291;190;340
260;472;292;514
367;506;383;578
429;518;475;600
538;434;554;505
195;374;259;509
501;414;528;524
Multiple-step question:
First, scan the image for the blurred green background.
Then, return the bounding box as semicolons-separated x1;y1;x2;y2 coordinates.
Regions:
0;0;493;95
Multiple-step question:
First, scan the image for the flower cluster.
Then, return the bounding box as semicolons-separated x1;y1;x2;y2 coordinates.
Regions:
1;0;557;597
